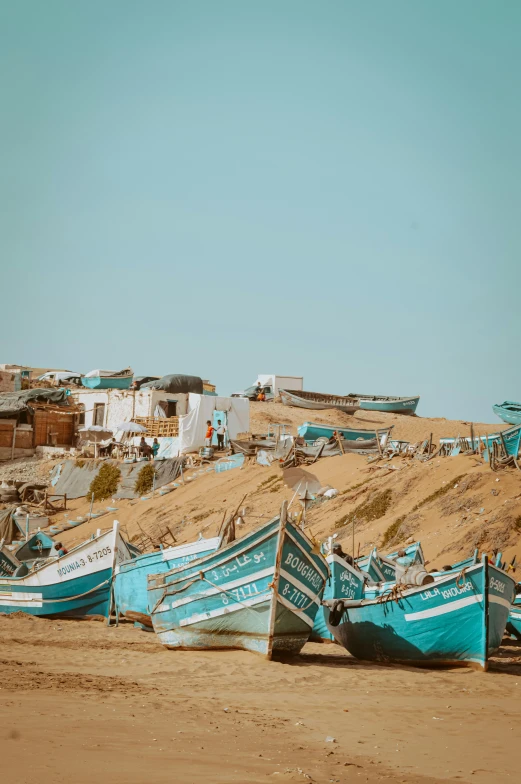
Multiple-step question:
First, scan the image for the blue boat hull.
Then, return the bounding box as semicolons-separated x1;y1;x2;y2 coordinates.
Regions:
0;523;130;618
82;376;133;389
311;554;365;642
506;594;521;639
357;396;419;415
148;511;329;658
297;422;391;444
327;561;514;670
493;402;521;426
114;537;221;626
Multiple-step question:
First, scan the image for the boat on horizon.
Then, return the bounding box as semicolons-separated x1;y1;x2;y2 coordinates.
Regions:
493;401;521;427
346;393;420;416
0;522;131;618
81;367;134;390
114;534;221;628
324;556;515;670
280;388;419;416
280;389;360;413
147;504;329;658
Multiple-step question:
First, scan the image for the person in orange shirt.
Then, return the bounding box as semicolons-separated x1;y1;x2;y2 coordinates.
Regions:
205;420;215;447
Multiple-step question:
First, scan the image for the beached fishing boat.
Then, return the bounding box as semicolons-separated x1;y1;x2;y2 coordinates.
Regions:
506;594;521;639
0;522;131;618
114;535;221;627
356;542;424;583
440;423;521;458
280;389;359;414
325;557;515;670
297;421;392;444
493;401;521;427
81;367;134;390
311;552;366;643
347;394;420;416
147;504;329;658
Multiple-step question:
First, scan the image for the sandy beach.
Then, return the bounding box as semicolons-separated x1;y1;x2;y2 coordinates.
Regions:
1;613;520;784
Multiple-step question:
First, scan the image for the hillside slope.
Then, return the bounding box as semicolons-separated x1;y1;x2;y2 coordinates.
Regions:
59;402;521;568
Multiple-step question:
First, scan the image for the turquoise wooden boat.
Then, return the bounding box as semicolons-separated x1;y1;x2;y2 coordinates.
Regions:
311;553;366;642
82;367;133;389
0;545;20;577
325;556;515;670
147;505;329;658
114;535;221;627
440;422;521;458
493;401;521;427
0;522;131;618
348;394;420;415
297;421;392;444
356;542;424;583
506;592;521;640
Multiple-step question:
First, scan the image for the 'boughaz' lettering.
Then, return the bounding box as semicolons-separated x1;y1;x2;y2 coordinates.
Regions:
284;553;322;590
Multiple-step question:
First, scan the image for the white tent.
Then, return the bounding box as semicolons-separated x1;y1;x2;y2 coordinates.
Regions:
179;394;249;454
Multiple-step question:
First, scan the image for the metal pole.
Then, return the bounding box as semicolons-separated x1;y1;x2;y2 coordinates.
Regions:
25;513;30;542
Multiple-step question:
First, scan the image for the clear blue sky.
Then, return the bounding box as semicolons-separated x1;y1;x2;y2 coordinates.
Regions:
1;1;520;423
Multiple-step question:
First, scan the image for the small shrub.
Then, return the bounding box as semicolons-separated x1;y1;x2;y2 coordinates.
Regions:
335;489;393;529
134;464;156;496
514;516;521;532
89;463;121;501
381;515;407;549
75;459;86;468
411;474;467;512
258;474;280;489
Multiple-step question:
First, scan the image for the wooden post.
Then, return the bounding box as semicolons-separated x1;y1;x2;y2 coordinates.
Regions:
375;430;382;457
11;423;16;460
336;435;345;455
470;423;475;453
64;493;67;511
428;432;433;455
89;492;94;519
352;517;355;560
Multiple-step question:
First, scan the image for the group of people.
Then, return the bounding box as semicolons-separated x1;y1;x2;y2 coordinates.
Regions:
139;436;160;460
205;419;227;450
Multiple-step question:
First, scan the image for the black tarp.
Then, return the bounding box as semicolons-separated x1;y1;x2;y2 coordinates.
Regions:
0;388;69;417
141;374;204;394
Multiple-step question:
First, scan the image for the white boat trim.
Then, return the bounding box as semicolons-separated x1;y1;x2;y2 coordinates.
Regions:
404;594;483;622
279;568;321;606
510;612;521;620
156;524;279;586
489;595;514;610
179;592;269;627
0;591;43;607
277;594;315;628
165;567;275;612
284;528;329;581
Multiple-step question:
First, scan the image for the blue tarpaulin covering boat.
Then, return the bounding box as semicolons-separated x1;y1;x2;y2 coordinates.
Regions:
147;504;329;658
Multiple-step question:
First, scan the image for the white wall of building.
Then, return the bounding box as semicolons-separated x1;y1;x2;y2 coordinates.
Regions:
71;389;189;430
